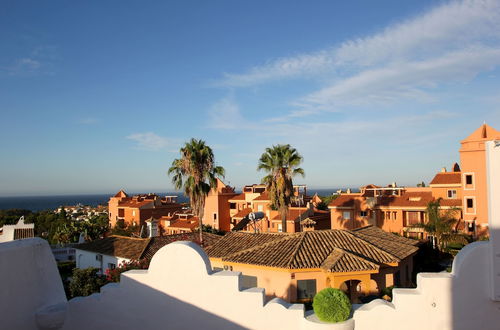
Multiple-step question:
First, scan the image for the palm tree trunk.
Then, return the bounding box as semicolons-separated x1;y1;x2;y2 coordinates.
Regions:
199;216;203;245
281;213;287;233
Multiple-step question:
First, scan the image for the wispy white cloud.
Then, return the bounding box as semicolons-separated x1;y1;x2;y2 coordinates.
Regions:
207;97;255;130
4;46;59;76
126;132;174;151
301;47;500;109
212;0;500;116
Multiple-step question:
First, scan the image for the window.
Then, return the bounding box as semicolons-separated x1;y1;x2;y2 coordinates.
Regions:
257;204;263;212
342;211;351;220
297;279;317;300
386;211;391;220
393;211;397;220
213;213;217;221
359;211;368;217
447;190;457;199
230;203;236;209
108;263;116;270
466;198;474;209
465;174;474;189
132;210;136;216
278;224;283;232
466;175;473;185
95;254;103;262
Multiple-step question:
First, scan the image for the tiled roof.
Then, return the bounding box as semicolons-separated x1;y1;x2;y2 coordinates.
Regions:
229;193;246;201
233;208;252;219
253;192;270;201
13;228;34;240
430;172;461;185
205;232;287;258
351;226;419;260
76;236;151;259
328;194;360;208
271;208;309;221
140;233;222;260
462;123;500;142
206;227;418;272
114;190;128;198
378;192;434;208
168;220;198;230
440;199;462;207
118;200;154;208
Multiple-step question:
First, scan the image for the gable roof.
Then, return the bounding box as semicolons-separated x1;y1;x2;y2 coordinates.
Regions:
232;208;252;219
205;227;418;272
462;123;500;142
430;172;461;185
76;236;151;260
114;190;128;198
253;192;270;201
229;193;246;201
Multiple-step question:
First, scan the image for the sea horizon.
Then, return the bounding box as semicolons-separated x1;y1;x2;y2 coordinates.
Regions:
0;188;354;212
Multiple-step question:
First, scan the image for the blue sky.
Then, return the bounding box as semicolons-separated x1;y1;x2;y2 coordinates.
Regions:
1;0;500;196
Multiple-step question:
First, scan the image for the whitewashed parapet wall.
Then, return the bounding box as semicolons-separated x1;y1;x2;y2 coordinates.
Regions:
1;140;499;330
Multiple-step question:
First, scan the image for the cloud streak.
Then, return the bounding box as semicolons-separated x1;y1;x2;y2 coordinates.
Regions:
126;132;174;151
212;0;500;114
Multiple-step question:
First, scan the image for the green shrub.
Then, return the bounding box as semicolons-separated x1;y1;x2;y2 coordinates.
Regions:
313;288;351;323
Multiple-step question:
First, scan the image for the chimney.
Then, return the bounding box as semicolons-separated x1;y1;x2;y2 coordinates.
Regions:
441;167;447;173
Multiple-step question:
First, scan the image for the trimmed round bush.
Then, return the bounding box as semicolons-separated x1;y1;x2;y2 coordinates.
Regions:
313;288;351;323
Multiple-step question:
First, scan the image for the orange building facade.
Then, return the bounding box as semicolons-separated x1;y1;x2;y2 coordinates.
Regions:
108;190;183;230
329;124;500;238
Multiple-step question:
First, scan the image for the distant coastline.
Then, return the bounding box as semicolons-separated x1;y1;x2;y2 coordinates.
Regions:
0;188;354;212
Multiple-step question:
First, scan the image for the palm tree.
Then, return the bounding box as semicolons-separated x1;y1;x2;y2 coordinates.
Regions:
414;198;468;251
258;144;305;233
168;138;225;243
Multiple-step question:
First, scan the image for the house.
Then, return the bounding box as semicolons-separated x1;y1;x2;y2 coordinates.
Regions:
202;178;238;231
206;226;418;303
157;213;199;235
108;190;183;229
329;123;500;238
0;216;34;243
459;123;500;236
75;233;222;274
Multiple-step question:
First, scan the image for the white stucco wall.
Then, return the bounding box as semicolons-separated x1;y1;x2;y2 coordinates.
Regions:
75;249;129;273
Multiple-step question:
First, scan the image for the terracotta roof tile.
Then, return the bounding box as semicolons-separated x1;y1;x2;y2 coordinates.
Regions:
430;172;461;185
229;193;246;201
253;192;270;201
232;208;252;219
271;208;309;221
76;236;151;259
206;227;418;272
440;199;462;207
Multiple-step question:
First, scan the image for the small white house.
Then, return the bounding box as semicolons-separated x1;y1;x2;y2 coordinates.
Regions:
75;236;150;274
0;216;34;243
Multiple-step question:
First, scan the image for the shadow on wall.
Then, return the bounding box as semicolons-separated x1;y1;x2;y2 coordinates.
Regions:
64;281;245;330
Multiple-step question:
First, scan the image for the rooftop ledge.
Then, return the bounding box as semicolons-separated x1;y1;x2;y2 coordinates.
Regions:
1;237;500;330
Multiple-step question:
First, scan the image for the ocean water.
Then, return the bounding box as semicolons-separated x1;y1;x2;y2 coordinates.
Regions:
0;193;189;212
0;189;351;212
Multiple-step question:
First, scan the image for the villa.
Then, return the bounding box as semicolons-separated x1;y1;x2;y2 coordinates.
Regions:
108;190;183;229
206;225;418;303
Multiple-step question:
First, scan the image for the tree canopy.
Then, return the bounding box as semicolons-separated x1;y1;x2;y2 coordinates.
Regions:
258;144;304;232
168;138;225;242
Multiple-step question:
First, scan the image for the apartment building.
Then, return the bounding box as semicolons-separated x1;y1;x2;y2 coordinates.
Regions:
108;190;183;229
329;123;500;238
